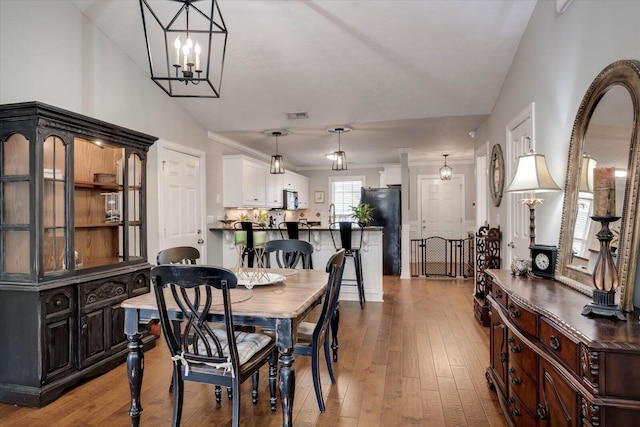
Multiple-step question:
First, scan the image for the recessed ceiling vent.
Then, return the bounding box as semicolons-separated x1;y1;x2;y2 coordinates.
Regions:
286;111;308;120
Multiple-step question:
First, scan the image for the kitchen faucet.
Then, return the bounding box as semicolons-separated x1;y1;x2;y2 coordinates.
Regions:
328;203;336;225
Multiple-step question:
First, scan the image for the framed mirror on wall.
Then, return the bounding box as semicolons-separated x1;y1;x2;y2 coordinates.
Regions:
556;60;640;312
490;144;504;207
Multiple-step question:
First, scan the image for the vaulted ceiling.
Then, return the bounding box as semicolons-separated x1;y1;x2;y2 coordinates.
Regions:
71;0;537;169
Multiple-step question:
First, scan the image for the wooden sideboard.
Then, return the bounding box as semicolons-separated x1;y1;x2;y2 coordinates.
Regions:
485;269;640;426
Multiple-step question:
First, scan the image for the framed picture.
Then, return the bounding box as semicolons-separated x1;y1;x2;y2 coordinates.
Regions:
314;191;325;203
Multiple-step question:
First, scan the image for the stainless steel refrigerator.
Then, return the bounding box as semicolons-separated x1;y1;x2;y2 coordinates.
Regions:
361;187;401;275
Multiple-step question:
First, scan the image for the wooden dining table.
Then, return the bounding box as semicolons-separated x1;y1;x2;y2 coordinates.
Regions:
122;268;329;427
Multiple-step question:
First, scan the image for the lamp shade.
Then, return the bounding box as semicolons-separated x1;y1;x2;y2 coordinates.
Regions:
504;152;561;194
579;154;597;193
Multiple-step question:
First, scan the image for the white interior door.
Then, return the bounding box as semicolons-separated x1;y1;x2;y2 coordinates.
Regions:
419;175;465;239
158;142;206;260
506;103;534;262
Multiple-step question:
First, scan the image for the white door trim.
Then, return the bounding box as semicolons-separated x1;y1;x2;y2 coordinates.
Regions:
156;139;207;261
505;102;535;263
475;140;490;229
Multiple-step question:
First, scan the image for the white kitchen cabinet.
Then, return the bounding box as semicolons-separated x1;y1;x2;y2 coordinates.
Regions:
223;156;266;207
266;172;284;208
297;174;309;208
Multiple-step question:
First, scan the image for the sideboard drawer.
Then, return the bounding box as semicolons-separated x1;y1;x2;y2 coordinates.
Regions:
508;360;537;414
491;281;507;309
506;297;537;337
507;393;537;427
540;317;578;372
508;330;537;382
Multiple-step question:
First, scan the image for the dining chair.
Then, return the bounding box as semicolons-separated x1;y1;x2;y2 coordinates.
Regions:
278;221;314;268
293;248;345;412
156;246;200;265
264;239;314;269
329;221;365;309
234;221;266;267
151;264;278;427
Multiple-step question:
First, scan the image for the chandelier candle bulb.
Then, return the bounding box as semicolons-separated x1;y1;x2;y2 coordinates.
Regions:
174;37;181;66
593;167;616;217
234;230;247;245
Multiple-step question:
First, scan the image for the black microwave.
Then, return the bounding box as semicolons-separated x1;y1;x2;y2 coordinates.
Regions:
283;189;298;210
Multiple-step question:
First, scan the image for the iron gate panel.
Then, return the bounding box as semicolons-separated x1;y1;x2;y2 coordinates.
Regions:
411;236;474;278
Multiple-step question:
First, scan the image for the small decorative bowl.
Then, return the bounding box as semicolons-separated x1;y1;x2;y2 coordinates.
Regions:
510;257;529;276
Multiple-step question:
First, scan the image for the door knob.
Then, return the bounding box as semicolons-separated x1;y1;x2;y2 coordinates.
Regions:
197;238;204;244
507;241;515;248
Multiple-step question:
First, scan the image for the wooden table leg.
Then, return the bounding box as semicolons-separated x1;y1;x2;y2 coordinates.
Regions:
278;348;295;427
127;333;144;426
276;318;295;427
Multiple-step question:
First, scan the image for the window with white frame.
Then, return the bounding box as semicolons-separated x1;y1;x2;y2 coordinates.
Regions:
572;196;593;258
329;176;365;222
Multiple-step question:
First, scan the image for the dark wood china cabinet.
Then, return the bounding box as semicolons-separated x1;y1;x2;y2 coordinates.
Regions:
0;102;157;407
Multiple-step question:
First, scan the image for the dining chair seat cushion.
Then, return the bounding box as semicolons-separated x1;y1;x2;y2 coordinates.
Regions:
194;330;273;366
295;321;315;346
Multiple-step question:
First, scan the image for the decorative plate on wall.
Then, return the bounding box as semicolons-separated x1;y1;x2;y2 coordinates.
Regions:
490;144;505;207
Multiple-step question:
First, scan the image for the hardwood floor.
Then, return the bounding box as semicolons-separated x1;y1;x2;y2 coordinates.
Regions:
0;276;506;426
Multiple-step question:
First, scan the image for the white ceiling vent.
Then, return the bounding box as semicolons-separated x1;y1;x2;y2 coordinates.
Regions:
286;111;309;120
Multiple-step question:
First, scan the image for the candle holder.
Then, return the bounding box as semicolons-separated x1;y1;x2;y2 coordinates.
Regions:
250;231;269;283
582;216;626;321
233;230;249;279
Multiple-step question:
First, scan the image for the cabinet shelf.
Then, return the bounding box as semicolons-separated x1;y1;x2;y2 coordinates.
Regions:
75;221;141;228
74;180;122;191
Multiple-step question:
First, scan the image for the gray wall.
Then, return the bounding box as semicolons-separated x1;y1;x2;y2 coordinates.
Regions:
0;0;227;264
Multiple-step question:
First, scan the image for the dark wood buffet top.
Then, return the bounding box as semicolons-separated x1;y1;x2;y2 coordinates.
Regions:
486;269;640;350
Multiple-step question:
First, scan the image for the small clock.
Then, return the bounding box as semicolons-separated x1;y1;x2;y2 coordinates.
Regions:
530;244;558;279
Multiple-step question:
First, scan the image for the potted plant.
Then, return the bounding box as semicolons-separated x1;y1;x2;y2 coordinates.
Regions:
351;203;374;227
238;212;251;222
256;210;269;227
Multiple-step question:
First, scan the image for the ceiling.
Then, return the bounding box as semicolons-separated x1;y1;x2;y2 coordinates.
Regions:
71;0;537;170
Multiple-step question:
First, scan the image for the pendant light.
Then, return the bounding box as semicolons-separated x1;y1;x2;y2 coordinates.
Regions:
328;127;351;171
264;130;288;174
439;154;452;180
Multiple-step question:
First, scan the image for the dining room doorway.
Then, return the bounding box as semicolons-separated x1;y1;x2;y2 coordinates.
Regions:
157;140;206;260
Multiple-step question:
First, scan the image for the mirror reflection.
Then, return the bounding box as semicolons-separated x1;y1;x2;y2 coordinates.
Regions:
568;86;632;275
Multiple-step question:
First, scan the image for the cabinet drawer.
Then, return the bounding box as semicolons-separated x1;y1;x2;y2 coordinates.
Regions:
539;317;578;372
490;281;507;309
507;393;537;427
506;297;537;337
508;330;537;382
508;360;537;414
79;274;129;311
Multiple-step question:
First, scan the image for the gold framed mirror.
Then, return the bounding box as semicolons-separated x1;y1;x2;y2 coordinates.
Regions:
557;60;640;312
490;144;504;207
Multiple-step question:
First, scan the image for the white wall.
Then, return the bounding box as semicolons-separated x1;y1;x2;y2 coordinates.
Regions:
0;0;226;264
475;0;640;303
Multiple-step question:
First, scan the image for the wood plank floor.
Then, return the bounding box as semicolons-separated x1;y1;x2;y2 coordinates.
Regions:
0;276;507;426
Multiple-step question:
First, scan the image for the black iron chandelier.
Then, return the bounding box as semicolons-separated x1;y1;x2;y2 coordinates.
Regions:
139;0;228;98
265;130;288;174
440;154;452;180
328;127;351;171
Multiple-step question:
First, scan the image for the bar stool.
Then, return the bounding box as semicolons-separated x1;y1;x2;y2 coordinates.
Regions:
329;221;365;309
233;221;266;268
278;221;314;269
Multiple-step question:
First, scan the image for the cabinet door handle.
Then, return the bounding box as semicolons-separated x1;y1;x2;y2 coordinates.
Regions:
512;408;522;417
500;352;507;363
510;345;521;353
507;303;521;318
495;289;502;298
537;404;548;419
549;335;561;351
81;322;88;336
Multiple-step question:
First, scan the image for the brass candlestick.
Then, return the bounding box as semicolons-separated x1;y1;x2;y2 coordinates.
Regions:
582;216;626;321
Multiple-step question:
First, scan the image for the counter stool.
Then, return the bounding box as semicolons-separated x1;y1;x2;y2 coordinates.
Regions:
329;221;365;309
